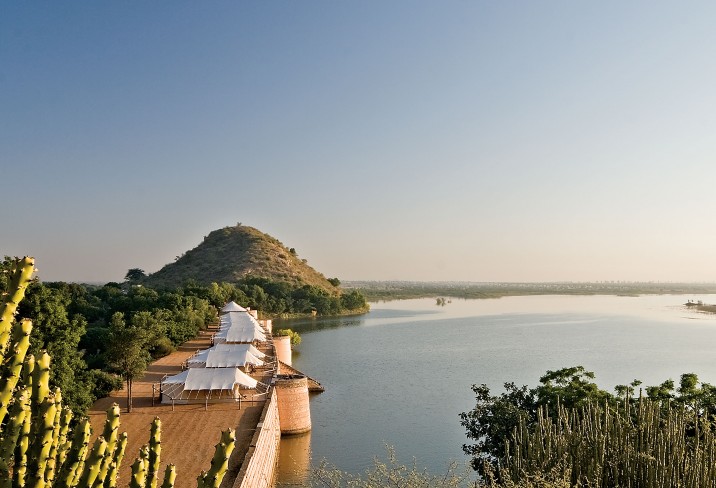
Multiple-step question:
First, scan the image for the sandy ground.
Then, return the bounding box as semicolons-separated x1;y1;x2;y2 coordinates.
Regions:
89;327;272;488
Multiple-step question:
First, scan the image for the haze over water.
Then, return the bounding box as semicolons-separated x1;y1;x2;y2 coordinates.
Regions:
276;295;716;485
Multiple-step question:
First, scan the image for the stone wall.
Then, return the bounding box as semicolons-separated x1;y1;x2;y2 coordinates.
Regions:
233;387;281;488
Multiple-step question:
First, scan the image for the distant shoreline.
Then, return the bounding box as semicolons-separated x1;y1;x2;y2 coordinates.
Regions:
345;281;716;302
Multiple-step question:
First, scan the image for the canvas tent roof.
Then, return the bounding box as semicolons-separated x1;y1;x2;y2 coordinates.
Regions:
188;344;266;362
187;348;264;368
213;343;266;358
162;367;257;390
214;326;266;343
221;301;248;313
207;350;264;368
219;312;261;329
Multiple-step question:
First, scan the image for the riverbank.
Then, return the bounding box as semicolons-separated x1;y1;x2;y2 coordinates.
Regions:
347;281;716;302
264;304;370;320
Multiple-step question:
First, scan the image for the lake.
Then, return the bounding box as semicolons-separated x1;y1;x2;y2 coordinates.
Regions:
274;294;716;485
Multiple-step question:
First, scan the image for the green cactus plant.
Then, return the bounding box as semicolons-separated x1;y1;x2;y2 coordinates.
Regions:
27;391;60;488
103;431;127;488
130;445;149;488
0;256;35;358
0;318;33;424
47;406;73;484
197;429;236;488
161;464;176;488
147;417;162;488
93;403;121;487
55;417;92;488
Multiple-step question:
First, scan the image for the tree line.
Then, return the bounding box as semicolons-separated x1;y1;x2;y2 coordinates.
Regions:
0;258;368;415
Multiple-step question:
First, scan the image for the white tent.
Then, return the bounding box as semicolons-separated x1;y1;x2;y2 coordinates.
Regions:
213;342;266;358
161;367;258;403
213;326;266;344
186;348;265;368
220;301;248;313
219;312;261;329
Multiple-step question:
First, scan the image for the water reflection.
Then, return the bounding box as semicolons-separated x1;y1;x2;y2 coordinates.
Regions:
275;307;439;334
275;432;311;487
274;295;716;485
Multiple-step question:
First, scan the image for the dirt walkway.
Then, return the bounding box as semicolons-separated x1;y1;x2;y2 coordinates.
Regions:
89;327;271;488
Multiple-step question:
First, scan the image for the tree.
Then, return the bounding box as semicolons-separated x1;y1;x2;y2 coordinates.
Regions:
124;268;146;282
328;277;341;287
106;312;150;412
461;366;615;473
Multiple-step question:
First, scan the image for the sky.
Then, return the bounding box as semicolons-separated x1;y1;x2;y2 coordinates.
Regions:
2;2;716;283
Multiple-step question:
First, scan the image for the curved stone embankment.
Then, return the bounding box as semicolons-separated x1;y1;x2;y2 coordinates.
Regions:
233;387;281;488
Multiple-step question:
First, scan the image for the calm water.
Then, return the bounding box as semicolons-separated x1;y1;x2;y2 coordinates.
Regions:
274;295;716;485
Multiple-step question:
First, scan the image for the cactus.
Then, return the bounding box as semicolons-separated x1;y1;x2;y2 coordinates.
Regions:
0;387;30;486
55;417;92;488
47;406;74;484
0;318;32;424
197;429;236;488
161;464;176;488
130;445;149;488
32;350;52;413
12;395;32;487
147;417;162;488
27;391;59;487
78;435;109;487
0;256;34;358
103;432;127;488
93;404;121;486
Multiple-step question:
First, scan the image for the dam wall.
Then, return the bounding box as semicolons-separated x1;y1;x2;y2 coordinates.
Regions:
233;387;281;488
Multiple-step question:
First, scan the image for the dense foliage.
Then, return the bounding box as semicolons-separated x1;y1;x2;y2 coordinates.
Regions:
461;366;716;478
180;276;368;316
1;256;367;415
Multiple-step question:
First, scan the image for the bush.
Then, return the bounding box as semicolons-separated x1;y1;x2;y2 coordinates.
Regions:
275;328;301;345
150;336;176;358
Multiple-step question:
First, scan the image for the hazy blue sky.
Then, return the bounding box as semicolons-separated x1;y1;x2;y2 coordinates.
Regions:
3;2;716;283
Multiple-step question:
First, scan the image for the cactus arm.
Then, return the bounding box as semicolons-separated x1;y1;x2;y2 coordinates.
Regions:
77;436;109;487
0;389;30;487
55;417;92;488
27;393;59;488
54;407;74;478
12;396;33;487
32;351;51;413
147;417;162;488
198;429;236;488
0;256;34;360
0;319;32;425
102;432;127;488
92;404;121;486
43;403;64;484
160;465;176;488
22;353;34;388
129;445;149;488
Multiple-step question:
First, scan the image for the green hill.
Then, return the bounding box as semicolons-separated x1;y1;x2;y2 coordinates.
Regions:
143;225;339;292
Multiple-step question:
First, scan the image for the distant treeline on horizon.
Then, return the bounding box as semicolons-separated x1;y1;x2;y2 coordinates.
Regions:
344;280;716;301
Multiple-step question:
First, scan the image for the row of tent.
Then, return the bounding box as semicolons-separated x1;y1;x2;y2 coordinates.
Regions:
160;302;273;403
